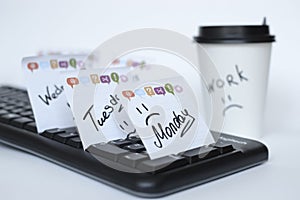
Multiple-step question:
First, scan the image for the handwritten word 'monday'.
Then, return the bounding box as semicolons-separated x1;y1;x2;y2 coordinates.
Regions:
152;109;195;148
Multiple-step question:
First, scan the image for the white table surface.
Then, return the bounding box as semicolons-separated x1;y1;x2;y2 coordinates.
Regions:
1;130;299;200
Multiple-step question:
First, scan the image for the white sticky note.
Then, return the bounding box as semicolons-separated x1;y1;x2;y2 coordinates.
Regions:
67;64;213;159
62;67;133;149
60;59;142;111
60;70;79;111
111;65;214;159
22;55;86;133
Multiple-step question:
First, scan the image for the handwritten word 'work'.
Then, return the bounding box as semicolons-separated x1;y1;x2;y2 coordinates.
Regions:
207;65;248;93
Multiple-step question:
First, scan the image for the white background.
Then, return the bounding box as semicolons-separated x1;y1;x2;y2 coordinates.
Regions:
0;0;299;199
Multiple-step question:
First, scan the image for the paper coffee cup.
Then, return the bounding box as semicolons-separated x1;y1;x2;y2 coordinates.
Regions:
195;19;275;139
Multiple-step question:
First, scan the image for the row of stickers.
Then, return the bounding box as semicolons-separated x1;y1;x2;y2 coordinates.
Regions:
67;75;183;97
22;55;212;160
26;57;144;72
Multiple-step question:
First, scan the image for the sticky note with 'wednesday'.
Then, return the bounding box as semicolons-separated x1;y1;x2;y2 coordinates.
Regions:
22;55;86;133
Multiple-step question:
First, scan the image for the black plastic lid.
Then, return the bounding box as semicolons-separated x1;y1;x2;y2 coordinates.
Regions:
194;18;275;44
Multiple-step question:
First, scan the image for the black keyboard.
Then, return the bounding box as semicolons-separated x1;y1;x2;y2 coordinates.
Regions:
0;85;268;198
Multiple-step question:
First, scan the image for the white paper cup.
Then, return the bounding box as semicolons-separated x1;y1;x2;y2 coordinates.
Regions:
195;21;275;139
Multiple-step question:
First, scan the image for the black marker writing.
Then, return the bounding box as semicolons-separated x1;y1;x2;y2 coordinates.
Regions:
82;94;122;131
207;65;248;93
180;109;195;137
97;105;114;126
235;65;248;82
83;105;98;131
152;109;195;148
38;85;64;106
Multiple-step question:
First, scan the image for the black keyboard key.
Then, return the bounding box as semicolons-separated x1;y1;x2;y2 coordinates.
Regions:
127;135;142;144
0;91;12;97
124;143;146;153
0;110;8;115
19;111;33;117
41;129;65;139
24;122;37;132
1;97;10;102
66;137;83;149
119;153;149;168
137;155;188;173
3;99;19;105
4;105;17;111
88;143;129;162
0;113;21;123
14;102;26;107
62;127;78;133
28;115;35;119
182;146;220;164
109;138;133;147
10;117;33;128
7;99;20;105
18;98;30;104
10;108;25;114
211;143;235;154
23;105;32;111
0;103;6;108
15;93;27;99
53;132;78;144
0;89;10;94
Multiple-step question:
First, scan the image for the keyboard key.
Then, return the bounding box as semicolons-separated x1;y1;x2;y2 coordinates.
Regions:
124;143;146;153
62;127;78;133
24;122;37;132
15;93;27;99
19;111;33;117
18;98;30;104
53;132;78;144
7;99;21;105
0;110;9;115
23;105;32;111
10;108;25;114
41;129;65;139
127;135;143;144
10;117;33;128
0;92;13;97
0;89;10;94
0;113;21;123
88;143;129;162
119;153;149;168
109;138;132;147
14;102;26;107
0;103;6;108
210;143;235;154
182;146;220;164
137;155;188;173
4;105;17;111
66;137;83;149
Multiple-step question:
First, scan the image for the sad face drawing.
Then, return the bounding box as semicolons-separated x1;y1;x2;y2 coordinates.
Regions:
221;94;243;116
